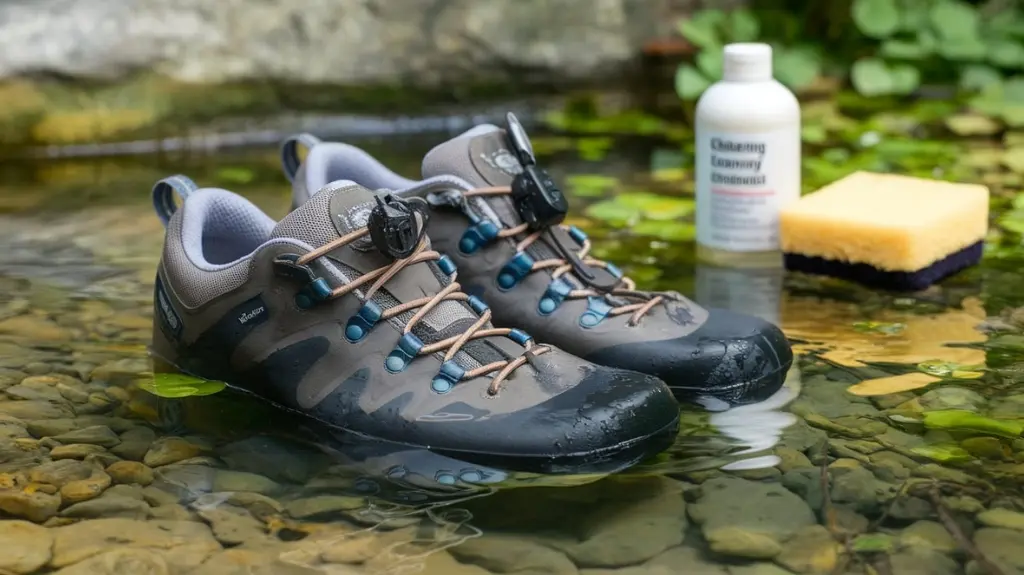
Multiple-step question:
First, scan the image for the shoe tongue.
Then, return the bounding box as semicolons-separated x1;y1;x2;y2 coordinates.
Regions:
271;183;511;369
421;125;526;228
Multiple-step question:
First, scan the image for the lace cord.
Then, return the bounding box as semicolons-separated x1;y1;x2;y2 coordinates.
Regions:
296;225;548;394
464;186;669;326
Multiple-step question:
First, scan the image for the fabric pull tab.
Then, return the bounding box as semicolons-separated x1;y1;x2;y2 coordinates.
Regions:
281;133;322;184
152;175;199;227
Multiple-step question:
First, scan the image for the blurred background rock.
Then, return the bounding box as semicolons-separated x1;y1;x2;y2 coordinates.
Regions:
0;0;738;148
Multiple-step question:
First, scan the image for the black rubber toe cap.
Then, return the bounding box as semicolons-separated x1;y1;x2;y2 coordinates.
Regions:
586;308;793;406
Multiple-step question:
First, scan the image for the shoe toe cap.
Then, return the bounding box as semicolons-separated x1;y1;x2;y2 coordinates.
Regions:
589;308;793;406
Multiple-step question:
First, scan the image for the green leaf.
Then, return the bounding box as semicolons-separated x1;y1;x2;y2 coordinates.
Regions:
922;410;1024;438
631;220;696;241
1003;147;1024;172
930;1;981;41
697;49;724;80
852;0;901;38
676;64;711;101
137;372;227;399
565;174;620;198
678;12;723;49
214;167;255;185
851;533;896;553
851;58;894;96
585;200;641;227
1001;207;1024;234
649;148;686;174
801;124;828;143
898;0;932;31
729;9;760;42
773;46;822;90
939;37;989;61
945;114;1001;136
960;65;1003;92
988;40;1024;68
889;64;921;95
881;39;930;60
616;192;695;219
909;444;974;463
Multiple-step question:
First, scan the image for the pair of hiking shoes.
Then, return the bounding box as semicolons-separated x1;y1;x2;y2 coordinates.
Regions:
149;113;792;472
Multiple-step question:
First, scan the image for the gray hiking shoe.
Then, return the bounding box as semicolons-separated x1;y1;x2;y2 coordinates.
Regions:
148;174;679;471
281;114;793;408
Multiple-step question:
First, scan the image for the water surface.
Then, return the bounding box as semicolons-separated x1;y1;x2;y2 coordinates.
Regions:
0;125;1021;575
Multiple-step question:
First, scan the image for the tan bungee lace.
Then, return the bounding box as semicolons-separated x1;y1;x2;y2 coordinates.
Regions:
464;185;668;326
296;226;549;395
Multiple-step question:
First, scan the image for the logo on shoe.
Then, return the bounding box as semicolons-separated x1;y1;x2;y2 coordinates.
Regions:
479;149;523;177
154;276;182;340
238;306;265;325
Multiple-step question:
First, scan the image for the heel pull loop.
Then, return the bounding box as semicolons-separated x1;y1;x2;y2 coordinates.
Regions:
152;175;199;227
281;133;322;184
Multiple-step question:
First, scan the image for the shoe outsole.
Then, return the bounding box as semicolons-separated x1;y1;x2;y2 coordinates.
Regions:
149;352;680;475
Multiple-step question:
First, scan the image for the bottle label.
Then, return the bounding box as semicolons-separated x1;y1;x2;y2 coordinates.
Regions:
695;128;800;251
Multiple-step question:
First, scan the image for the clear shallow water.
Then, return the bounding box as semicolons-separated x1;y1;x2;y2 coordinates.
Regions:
0;135;1020;575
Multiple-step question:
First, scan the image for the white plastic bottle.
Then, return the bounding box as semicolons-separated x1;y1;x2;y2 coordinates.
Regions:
694;43;801;268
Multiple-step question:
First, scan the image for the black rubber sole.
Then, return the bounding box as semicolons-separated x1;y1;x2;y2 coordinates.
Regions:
149;351;680;475
667;358;792;410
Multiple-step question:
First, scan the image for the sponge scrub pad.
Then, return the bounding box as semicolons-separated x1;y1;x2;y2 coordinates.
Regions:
780;171;989;291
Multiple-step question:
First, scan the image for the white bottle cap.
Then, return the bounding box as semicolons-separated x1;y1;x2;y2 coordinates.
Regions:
722;43;773;82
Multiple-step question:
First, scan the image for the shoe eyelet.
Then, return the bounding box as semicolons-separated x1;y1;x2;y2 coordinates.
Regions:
431;360;464;394
579;296;613;329
345;301;383;343
496;252;534;291
538;278;572;315
385;333;424;373
458;221;499;255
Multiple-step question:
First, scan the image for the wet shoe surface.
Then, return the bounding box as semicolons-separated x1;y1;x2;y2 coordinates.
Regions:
148;175;679;471
282;115;794;407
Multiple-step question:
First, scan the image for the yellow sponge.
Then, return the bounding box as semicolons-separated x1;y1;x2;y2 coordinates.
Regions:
780;171;989;290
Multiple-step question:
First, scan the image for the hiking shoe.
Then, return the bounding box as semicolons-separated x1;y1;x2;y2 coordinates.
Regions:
280;114;793;408
148;174;679;471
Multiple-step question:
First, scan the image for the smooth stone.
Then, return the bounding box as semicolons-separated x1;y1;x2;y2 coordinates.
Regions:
316;525;417;564
917;386;986;412
0;519;53;574
51;425;120;447
775;525;839;574
0;315;71;341
913;464;975;485
643;545;730;575
5;384;64;402
961;437;1008;460
0;401;71;420
688;477;816;544
890;548;959;575
51;444;108;460
828;460;893;515
143;437;202;467
110;426;156;461
447;533;577;574
60;494;150;519
25;419;78;438
212;470;280;495
105;484;145;500
0;416;28;440
23;363;51;375
285;495;365;519
899;520;957;554
384;549;491;575
943;495;985;514
217;492;283;521
978;508;1024;531
141;485;183;507
218;436;328;484
59;469;111;504
106;461;154;486
50;519;220;570
49;548;169;575
556;477;688;568
775;447;813;473
89;359;150;383
0;488;61;522
193;548;337;575
196;505;267;547
29;460;92;487
969;528;1024;575
705;527;781;559
55;383;91;403
149;503;196;521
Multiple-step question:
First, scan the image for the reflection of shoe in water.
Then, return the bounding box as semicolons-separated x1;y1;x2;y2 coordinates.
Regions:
147;175;679;473
280;114;793;407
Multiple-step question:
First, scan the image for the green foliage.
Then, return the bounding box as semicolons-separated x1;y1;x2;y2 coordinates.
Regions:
675;0;1024;110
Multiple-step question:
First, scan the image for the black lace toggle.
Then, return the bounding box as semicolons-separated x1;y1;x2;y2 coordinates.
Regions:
506;113;568;230
368;193;428;259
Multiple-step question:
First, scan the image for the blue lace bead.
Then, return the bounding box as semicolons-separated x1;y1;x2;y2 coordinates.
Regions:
568;225;588;244
507;328;532;346
437;254;457;275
